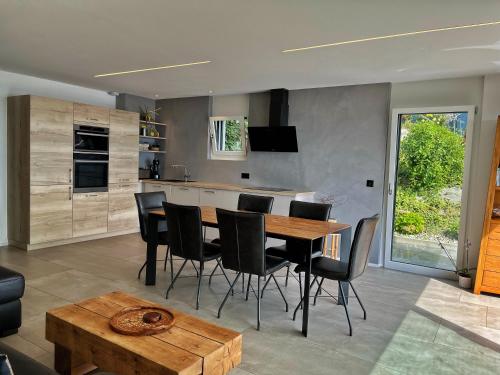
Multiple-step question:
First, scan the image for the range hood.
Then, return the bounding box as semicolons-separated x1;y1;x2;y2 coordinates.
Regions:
248;89;298;152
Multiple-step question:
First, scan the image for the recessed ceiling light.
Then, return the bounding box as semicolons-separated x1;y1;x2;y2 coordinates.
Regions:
208;90;213;94
94;60;211;78
282;20;500;53
154;94;159;98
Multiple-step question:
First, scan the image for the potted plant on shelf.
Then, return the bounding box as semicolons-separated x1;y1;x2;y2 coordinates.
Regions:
438;239;474;289
140;106;161;123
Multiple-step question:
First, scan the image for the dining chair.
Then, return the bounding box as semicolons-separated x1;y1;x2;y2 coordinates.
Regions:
264;200;331;299
134;192;173;281
163;202;231;310
209;193;274;287
293;214;379;336
216;208;289;330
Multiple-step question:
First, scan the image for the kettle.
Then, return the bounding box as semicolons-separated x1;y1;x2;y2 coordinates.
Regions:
150;158;160;180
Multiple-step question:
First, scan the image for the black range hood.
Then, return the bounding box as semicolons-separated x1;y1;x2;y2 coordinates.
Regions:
248;89;298;152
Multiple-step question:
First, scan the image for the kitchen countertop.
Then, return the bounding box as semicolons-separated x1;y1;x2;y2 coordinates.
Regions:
140;179;314;197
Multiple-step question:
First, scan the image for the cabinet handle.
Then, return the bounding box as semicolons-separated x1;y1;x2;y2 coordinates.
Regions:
179;187;189;191
203;190;215;194
69;168;72;183
153;185;162;188
90;118;99;121
68;187;72;201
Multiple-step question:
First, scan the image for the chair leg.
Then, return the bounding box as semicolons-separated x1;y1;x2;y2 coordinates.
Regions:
196;262;204;310
293;275;317;321
257;276;261;330
260;275;273;298
164;246;169;271
285;265;290;287
137;261;147;279
218;272;241;318
245;274;252;301
217;258;233;295
349;281;366;320
166;259;188;299
208;262;220;286
191;260;199;278
339;281;352;336
299;272;303;310
271;274;288;312
242;273;245;293
169;250;174;285
313;277;325;306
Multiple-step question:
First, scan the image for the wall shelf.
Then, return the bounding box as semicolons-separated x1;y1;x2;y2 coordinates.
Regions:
140;120;167;126
140;150;166;154
140;135;166;140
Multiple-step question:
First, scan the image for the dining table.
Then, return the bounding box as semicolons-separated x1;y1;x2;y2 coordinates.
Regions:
145;206;352;337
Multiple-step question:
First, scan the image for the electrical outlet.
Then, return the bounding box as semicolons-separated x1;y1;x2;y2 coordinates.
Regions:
366;180;374;187
241;172;250;179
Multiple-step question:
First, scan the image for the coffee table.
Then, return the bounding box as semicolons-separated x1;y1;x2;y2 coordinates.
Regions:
46;291;242;375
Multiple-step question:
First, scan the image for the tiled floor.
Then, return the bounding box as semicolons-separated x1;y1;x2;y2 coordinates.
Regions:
1;233;500;374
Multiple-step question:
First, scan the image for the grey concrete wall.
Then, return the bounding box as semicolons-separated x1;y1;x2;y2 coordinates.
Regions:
116;93;154;113
157;83;390;263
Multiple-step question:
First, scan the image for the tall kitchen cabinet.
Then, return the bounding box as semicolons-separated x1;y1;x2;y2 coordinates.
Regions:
8;96;74;246
8;96;140;250
108;110;140;232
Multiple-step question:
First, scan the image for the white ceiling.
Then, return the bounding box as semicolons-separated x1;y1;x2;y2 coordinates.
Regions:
2;0;500;99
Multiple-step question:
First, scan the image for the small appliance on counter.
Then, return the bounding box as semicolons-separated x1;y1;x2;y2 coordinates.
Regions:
150;158;161;180
139;168;150;179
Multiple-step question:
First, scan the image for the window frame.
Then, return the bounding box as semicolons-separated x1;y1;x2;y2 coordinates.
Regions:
208;115;248;161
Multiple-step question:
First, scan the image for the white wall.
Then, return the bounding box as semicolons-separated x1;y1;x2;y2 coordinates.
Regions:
390;76;488;269
0;70;115;246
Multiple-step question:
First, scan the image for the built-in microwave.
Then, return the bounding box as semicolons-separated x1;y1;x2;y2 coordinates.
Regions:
73;153;108;193
74;124;109;153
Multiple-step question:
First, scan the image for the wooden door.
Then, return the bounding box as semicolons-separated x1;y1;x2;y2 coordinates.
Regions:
30;185;73;244
30;96;73;186
109;110;139;184
73;192;109;237
74;103;110;126
108;183;138;232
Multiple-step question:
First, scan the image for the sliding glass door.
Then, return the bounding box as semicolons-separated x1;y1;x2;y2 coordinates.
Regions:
385;107;475;276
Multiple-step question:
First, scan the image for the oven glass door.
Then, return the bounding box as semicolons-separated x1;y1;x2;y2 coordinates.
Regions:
74;131;109;153
74;161;108;192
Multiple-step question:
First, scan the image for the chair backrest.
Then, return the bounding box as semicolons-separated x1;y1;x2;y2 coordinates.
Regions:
134;191;167;242
216;208;267;276
162;202;204;261
286;200;332;258
347;214;379;281
237;194;274;214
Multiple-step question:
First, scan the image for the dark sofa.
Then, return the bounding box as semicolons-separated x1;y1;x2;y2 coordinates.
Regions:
0;266;25;338
0;342;55;374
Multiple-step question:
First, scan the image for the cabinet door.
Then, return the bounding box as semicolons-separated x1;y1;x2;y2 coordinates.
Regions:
30;97;73;186
171;186;200;205
30;185;73;244
108;183;139;232
109;109;139;184
143;183;171;201
74;103;110;126
199;189;238;209
73;192;109;237
271;195;293;216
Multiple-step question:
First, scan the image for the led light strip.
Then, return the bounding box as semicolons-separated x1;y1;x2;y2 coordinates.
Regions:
94;60;211;78
282;20;500;53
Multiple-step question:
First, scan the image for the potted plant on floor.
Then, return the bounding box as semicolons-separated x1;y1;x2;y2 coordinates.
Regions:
438;239;474;289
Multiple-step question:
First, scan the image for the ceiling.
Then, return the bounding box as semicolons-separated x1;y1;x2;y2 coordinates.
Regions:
2;0;500;99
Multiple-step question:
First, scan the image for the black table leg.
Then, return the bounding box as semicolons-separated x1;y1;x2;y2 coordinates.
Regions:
337;226;352;305
301;240;313;337
145;214;160;286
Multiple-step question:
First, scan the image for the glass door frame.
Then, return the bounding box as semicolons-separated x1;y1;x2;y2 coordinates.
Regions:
383;106;476;278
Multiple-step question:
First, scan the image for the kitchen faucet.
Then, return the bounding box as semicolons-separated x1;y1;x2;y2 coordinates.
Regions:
170;164;191;182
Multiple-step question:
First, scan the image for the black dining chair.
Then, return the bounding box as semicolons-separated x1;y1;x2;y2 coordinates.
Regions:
264;200;331;298
293;214;379;336
216;208;289;330
163;202;231;310
209;194;274;286
134;192;173;281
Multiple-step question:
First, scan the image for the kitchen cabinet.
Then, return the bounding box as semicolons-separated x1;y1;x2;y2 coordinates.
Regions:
171;186;200;205
108;183;138;232
30;96;73;186
109;109;139;184
74;103;110;126
199;189;238;239
144;182;172;201
30;185;73;244
73;192;109;237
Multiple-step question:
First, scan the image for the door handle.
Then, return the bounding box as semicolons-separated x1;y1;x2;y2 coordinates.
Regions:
388;183;393;196
204;190;215;194
69;168;72;184
68;187;72;200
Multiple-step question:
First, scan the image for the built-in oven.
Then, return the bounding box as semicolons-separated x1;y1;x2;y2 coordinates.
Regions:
73;153;108;193
74;124;109;153
73;124;109;193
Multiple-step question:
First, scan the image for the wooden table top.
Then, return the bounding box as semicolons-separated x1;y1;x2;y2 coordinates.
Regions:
149;206;351;241
46;291;242;375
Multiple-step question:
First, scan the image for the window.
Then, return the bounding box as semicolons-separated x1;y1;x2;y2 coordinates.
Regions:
208;116;248;160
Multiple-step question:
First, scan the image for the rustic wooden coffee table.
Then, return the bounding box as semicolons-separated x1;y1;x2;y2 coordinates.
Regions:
46;291;242;375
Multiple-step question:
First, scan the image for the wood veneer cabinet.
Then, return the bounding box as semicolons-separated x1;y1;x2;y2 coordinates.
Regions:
475;117;500;295
8;95;140;250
